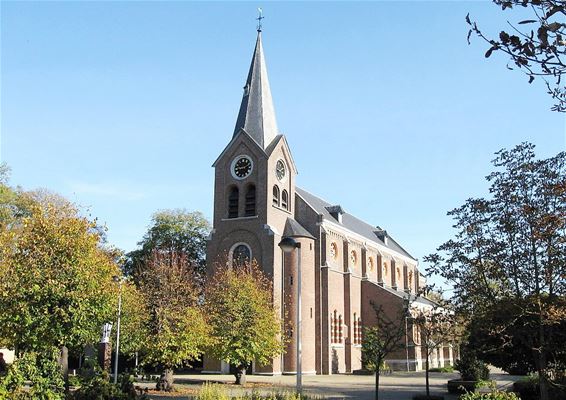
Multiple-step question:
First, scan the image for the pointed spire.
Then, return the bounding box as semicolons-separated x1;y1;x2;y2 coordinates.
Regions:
233;31;279;149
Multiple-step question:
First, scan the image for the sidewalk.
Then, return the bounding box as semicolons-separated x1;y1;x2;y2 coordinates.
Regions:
143;370;522;399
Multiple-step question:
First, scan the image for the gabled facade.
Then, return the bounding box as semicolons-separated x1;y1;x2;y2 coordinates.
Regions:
204;29;454;375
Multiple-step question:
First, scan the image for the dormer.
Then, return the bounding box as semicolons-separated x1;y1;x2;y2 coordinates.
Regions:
325;205;345;224
374;229;388;246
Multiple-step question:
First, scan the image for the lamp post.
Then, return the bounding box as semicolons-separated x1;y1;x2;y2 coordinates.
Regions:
113;275;124;384
278;236;302;396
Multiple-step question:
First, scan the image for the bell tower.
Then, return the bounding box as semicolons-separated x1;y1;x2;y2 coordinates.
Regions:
205;25;317;377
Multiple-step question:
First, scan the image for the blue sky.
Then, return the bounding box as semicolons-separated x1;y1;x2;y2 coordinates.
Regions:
1;1;564;287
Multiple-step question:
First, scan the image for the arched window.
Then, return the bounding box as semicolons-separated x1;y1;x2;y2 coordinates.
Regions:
244;184;256;216
281;190;289;210
228;186;239;218
231;243;251;266
273;185;280;207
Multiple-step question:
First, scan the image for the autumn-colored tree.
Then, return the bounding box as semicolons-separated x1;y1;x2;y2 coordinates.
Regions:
426;143;566;400
137;251;209;391
361;301;409;400
467;1;566;112
205;261;284;385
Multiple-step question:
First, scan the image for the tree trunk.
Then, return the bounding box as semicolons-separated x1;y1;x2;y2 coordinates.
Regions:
156;368;174;391
425;351;430;397
234;366;246;385
375;368;380;400
58;346;69;392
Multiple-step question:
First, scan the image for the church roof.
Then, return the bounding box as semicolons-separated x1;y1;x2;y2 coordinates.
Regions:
378;283;437;308
284;218;316;240
233;32;279;149
295;187;416;261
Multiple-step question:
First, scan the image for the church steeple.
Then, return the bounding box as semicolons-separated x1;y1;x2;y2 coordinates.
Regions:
233;31;279;149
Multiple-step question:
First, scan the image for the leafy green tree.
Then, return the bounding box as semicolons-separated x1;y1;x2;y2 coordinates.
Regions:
467;1;566;112
361;302;408;400
137;251;209;391
205;261;284;385
467;296;566;375
426;143;566;400
125;209;210;283
0;194;119;355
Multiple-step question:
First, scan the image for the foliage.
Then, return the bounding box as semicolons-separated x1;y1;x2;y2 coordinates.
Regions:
0;349;65;400
117;281;150;358
455;349;490;381
361;301;408;400
137;251;210;390
426;143;566;400
0;189;120;354
459;390;520;400
467;1;566;112
125;209;210;282
70;369;149;400
513;374;566;400
205;261;284;382
196;383;322;400
467;296;566;375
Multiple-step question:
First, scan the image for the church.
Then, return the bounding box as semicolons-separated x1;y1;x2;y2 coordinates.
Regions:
204;27;454;375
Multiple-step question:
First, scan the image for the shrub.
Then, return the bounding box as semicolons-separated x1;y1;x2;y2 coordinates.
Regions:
196;383;323;399
70;370;149;400
197;383;230;400
459;391;519;400
0;350;65;400
455;352;490;381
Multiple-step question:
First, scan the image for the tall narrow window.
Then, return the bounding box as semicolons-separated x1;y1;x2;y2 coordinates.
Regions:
273;185;280;206
228;186;239;218
282;190;289;210
245;185;256;216
352;313;358;344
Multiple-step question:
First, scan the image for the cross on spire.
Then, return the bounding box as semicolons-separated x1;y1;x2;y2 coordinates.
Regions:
256;8;263;32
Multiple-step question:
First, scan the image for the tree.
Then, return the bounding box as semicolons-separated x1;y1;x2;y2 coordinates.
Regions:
204;261;284;385
0;192;119;355
361;301;409;400
426;143;566;400
467;1;566;112
467;296;566;375
411;300;457;399
137;251;209;391
125;209;210;283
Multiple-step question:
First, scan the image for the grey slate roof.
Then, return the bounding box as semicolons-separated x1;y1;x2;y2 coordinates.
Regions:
283;218;316;240
233;32;278;149
295;187;416;261
378;283;437;307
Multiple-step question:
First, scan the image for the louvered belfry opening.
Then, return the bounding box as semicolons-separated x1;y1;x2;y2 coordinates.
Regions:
245;184;256;216
228;186;239;218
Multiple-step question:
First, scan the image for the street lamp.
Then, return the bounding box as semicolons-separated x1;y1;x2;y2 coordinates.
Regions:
112;275;124;384
278;236;302;396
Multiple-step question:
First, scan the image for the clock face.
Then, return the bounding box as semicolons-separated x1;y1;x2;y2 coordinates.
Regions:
276;159;286;181
231;155;253;179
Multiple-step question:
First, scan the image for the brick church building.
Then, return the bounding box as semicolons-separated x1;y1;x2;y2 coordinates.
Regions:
204;29;454;375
